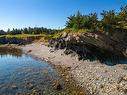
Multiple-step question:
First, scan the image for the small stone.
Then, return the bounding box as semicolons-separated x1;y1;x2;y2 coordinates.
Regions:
118;77;123;83
104;70;108;73
11;84;18;89
56;83;62;90
67;66;71;70
42;69;48;75
52;80;62;90
26;83;34;90
66;75;69;79
123;66;127;70
65;79;69;82
79;91;84;95
28;50;32;53
123;76;127;81
114;70;117;72
123;89;127;94
61;74;65;76
100;84;104;88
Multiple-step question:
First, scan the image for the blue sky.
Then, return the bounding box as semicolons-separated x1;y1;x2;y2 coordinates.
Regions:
0;0;127;31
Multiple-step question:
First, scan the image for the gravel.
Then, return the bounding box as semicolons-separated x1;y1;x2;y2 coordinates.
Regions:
22;42;127;95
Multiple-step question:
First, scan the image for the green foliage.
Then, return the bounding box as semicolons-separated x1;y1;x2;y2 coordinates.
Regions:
66;5;127;33
66;11;98;31
3;27;61;35
0;5;127;39
119;5;127;21
0;26;64;43
100;10;117;32
0;30;6;35
117;5;127;29
64;28;90;33
0;34;48;39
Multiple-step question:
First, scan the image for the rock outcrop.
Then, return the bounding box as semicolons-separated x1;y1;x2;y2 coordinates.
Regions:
49;30;127;65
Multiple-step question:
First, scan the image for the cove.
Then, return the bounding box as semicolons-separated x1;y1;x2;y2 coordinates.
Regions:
0;47;85;95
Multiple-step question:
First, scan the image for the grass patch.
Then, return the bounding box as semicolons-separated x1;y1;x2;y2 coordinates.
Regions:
0;34;48;38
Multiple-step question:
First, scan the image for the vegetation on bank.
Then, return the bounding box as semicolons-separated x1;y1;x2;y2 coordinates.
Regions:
66;5;127;32
0;5;127;41
0;34;46;38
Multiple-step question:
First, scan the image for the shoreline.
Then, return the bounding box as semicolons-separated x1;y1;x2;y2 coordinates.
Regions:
21;42;127;95
22;43;89;95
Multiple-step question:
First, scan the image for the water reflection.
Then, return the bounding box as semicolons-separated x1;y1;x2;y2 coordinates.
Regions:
0;46;22;57
0;47;85;95
0;50;59;94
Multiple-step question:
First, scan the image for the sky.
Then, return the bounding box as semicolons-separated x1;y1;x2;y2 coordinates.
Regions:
0;0;127;31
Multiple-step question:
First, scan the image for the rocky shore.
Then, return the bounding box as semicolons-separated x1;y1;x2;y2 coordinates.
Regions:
22;42;127;95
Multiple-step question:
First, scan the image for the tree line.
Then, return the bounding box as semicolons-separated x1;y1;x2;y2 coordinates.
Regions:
0;27;61;35
66;5;127;32
0;5;127;35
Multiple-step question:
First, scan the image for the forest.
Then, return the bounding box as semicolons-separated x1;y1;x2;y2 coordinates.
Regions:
0;5;127;36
